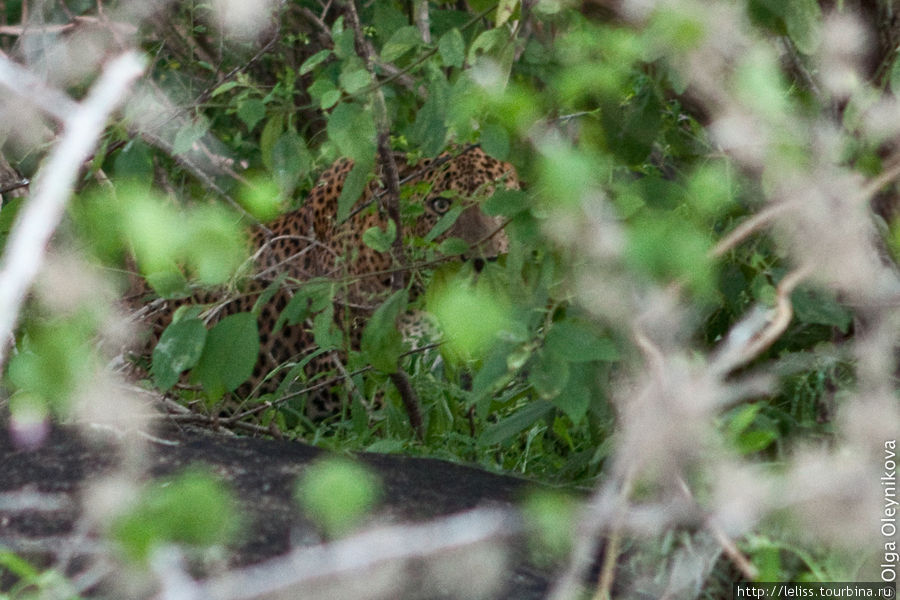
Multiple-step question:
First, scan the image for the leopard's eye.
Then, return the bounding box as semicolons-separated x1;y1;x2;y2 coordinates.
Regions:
429;197;452;214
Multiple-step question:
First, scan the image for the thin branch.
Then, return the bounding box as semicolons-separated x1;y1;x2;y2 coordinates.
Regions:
0;55;80;122
710;202;792;258
0;52;145;368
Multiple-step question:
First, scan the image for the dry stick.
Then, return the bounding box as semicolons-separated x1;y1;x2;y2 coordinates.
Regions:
0;52;145;368
739;265;811;365
674;476;759;581
342;0;424;440
710;202;792;258
712;156;900;259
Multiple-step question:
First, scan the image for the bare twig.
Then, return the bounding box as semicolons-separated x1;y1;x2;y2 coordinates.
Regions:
413;0;431;43
710;202;792;258
0;52;145;368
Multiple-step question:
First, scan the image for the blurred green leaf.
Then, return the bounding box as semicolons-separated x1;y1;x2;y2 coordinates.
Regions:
172;118;209;156
260;115;284;172
239;177;283;222
522;490;577;564
783;0;821;55
481;123;510;160
271;131;312;195
484;189;529;218
113;139;153;184
430;274;513;361
296;458;381;537
111;470;238;562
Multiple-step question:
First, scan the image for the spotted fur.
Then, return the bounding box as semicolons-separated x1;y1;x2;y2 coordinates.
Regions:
131;147;518;416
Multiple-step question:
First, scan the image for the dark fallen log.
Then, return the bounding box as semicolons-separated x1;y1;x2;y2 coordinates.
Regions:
0;422;557;599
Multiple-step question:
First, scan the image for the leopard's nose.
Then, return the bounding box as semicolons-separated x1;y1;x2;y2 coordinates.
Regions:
472;258;486;272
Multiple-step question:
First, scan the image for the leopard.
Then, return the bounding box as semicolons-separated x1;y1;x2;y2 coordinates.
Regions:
128;145;519;419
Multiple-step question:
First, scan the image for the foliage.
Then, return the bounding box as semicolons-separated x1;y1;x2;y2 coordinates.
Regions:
295;457;382;538
110;470;239;563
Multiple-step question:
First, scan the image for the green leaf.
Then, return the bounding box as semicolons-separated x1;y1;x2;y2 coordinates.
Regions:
381;26;422;62
361;289;408;373
529;349;569;399
337;158;374;222
295;458;381;537
251;274;288;317
274;282;334;331
309;77;341;110
260;115;284;172
438;28;465;68
300;49;332;75
193;312;259;397
271;131;312;194
362;219;396;252
186;206;248;285
467;28;509;63
480;123;510;160
522;490;577;562
553;363;594;424
327;102;376;162
544;319;620;363
430;276;513;361
210;80;239;97
339;68;372;94
437;237;470;255
113;139;153;183
332;18;356;60
727;403;764;437
737;429;778;454
890;56;900;97
484;189;529;217
791;289;852;333
172;119;209;156
312;303;341;350
411;88;448;157
239;177;282;222
151;317;207;392
237;98;266;132
111;470;238;562
496;0;519;26
478;400;553;446
424;204;463;242
783;0;821;55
